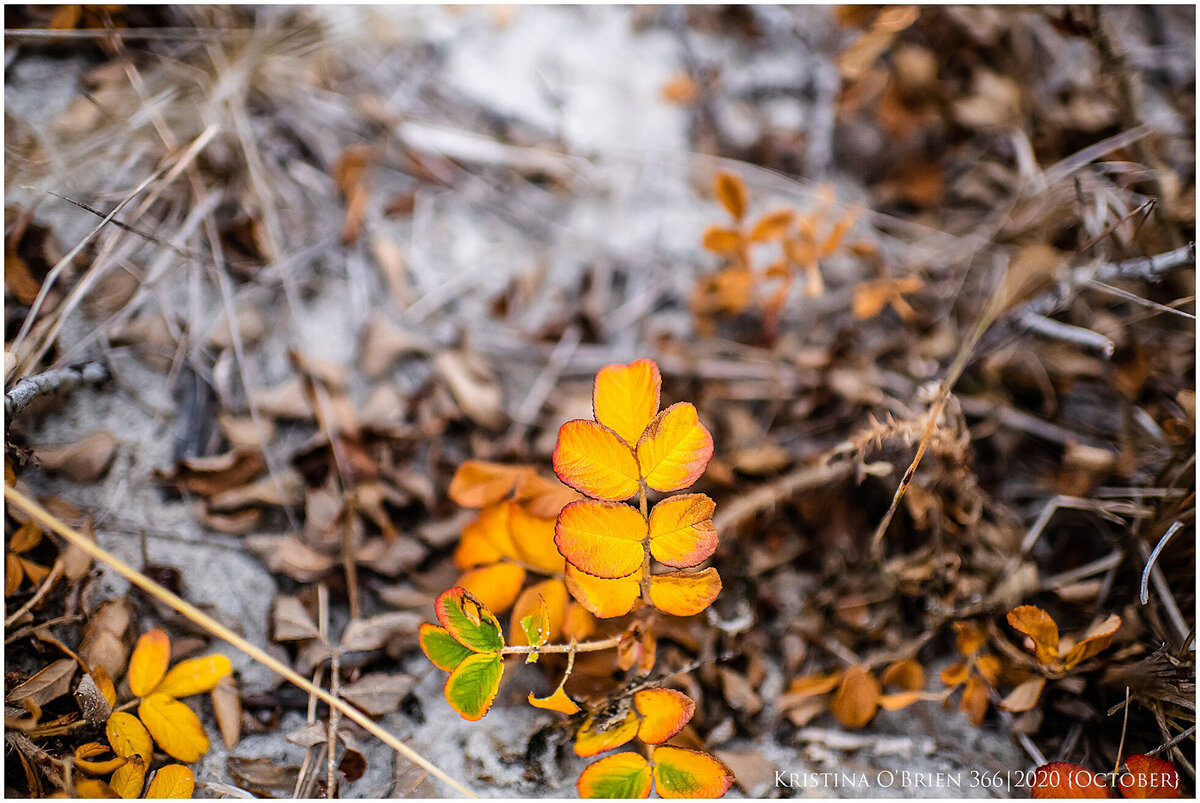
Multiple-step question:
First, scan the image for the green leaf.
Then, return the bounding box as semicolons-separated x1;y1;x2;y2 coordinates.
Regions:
420;623;473;672
577;753;652;799
519;594;551;664
435;587;505;653
444;652;504;721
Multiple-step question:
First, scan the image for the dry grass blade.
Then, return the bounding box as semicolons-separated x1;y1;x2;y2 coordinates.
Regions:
3;484;478;799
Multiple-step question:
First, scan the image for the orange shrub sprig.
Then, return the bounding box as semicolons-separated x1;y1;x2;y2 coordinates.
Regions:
421;359;733;799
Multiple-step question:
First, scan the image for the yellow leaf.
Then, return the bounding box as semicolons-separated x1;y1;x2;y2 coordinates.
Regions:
154;654;232;699
636;403;713;492
109;755;146;799
5;552;23;595
128;629;171;698
648;568;721;616
652;745;735;799
455;562;526;614
574;710;638;758
565;565;640;619
507;502;566;575
528;686;581;715
647;494;717;568
553;420;640;501
714;172;749;220
106;711;153;762
146;764;194;798
577;752;652;799
73;742;127;775
138;693;210;763
592;359;662;446
555;500;647;579
75;779;120;798
1007;606;1060;666
830;665;880;728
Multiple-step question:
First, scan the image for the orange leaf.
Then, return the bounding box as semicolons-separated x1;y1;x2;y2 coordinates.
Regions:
593;359;662;446
701;226;744;254
448;461;531;508
508;503;566;575
878;689;941;710
830;665;880;728
880;659;925;691
154;654;232;699
999;675;1046;713
634;688;695;744
106;712;153;761
714;172;749;220
647;494;717;569
128;629;171;698
975;654;1002;686
960;675;990;726
1007;605;1061;665
145;764;194;799
512;472;581;518
74;742;127;775
953;621;988;656
456;563;526;614
553;420;640;501
138;693;210;762
748;209;795;242
574;710;638;758
577;753;652;799
510;580;568;647
1061;614;1121;670
454;503;517;569
1120;755;1179;799
652;746;735;799
528;686;581;715
563;602;598;641
648;568;721;616
636;403;713;492
91;665;117;708
1032;762;1112;798
939;662;969;689
555;500;647;579
564;565;640;619
787;672;842;697
109;755;146;799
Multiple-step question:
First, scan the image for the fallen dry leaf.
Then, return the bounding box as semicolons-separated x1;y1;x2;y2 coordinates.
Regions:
35;431;119;482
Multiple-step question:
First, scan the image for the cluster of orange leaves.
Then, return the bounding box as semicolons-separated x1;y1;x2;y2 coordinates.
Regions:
785;604;1127;732
70;629;231;798
783;659;941;729
422;360;734;798
693;171;923;331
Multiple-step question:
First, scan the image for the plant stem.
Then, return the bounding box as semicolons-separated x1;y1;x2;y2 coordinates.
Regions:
501;634;622;656
638;481;652;605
